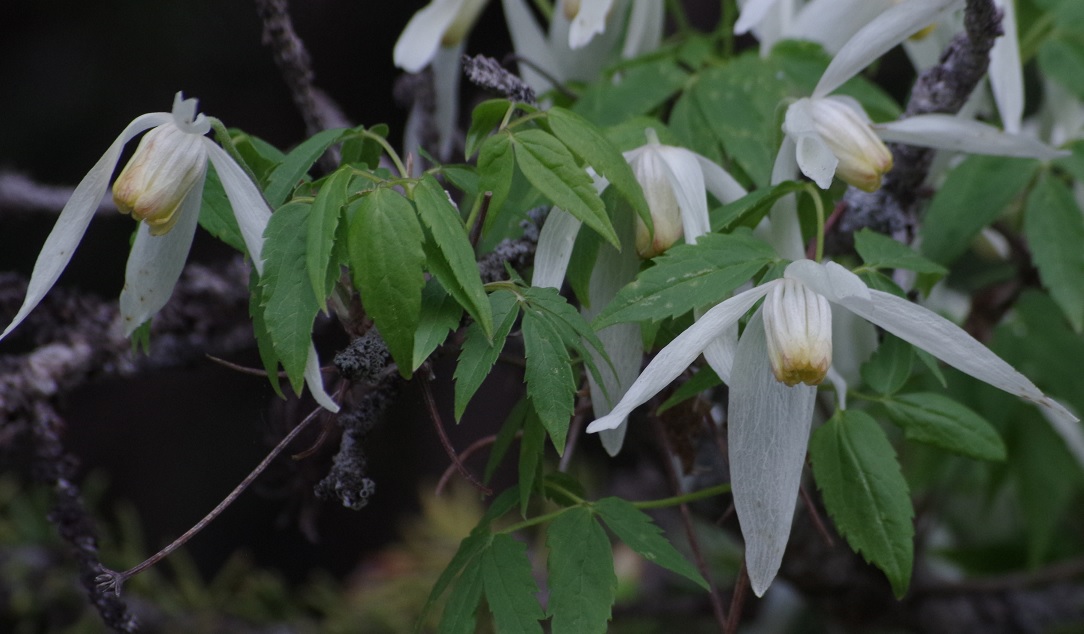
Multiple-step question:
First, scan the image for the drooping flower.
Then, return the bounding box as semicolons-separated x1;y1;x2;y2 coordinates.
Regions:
586;259;1078;596
0;93;338;412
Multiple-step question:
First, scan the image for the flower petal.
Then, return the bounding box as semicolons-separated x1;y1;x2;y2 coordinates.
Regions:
586;283;776;433
118;171;204;334
814;0;963;98
789;0;894;54
659;146;710;242
785;260;872;313
532;208;583;289
875;115;1067;160
205;142;273;273
432;43;464;160
989;0;1023;134
0;112;170;341
735;0;779;35
844;289;1078;422
729;310;817;597
502;0;562;89
694;153;748;206
568;0;615;49
622;0;663;58
393;0;464;73
699;316;738;385
785;100;838;189
305;345;341;412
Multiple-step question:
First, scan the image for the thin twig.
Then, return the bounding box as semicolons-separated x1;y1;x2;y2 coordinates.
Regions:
558;389;591;473
725;560;748;634
96;405;326;596
650;415;728;631
435;431;524;496
420;366;493;496
205;354;287;378
469;192;492;250
799;482;835;548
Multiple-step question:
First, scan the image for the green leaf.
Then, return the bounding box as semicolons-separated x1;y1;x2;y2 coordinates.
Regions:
1024;173;1084;332
710;181;805;232
593;230;776;328
854;229;948;277
307;167;352;310
414;174;494;336
340;124;387;169
919;155;1037;264
572;59;688;127
547;507;617;634
522;308;576;454
454;290;520;420
229;130;285;183
669;88;724;165
413;279;464;371
809;409;913;598
511;129;619;248
522;286;614;393
883;392;1007;461
467;100;514;160
694;55;789;187
197;163;247;254
419;532;490;632
348;188;426;376
546;107;653;230
1010;410;1079;565
478;131;515;222
260;200;321;393
593;497;708;589
1039;31;1084;100
860;334;913;396
248;266;284;398
265;127;349;207
482;534;545;634
439;558;484;634
657;366;721;414
519;406;547;516
485;399;529;483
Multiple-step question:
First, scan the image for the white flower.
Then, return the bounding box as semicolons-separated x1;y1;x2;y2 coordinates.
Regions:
784;96;894;192
586;259;1077;596
0;93;338;412
533;129;746;453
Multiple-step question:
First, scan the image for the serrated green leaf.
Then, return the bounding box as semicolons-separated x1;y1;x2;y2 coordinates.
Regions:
198;163;247;254
919;155;1037;264
593;497;708;589
594;231;776;328
439;558;484;634
542;472;588;507
260;200;320;393
809;409;913;598
478;131;515;222
248;265;284;398
482;534;545;634
414;174;494;336
467;100;514;160
519;406;546;516
522;309;576;455
572;59;688;127
454;290;520;420
860;334;913;396
413;279;464;371
546;107;653;230
669;88;724;165
912;348;947;387
710;181;805;232
883;392;1006;461
547;507;616;634
522;286;614;394
485;399;528;483
1024;173;1084;332
419;532;490;633
230;130;285;183
341;124;387;169
854;229;948;277
512;129;619;248
265;128;349;207
307;167;352;310
657;366;721;414
348;188;426;376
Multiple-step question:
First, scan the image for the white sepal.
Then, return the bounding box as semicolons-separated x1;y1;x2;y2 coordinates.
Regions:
393;0;465;73
989;0;1023;134
568;0;615;49
532;208;583;289
205;143;273;271
875;115;1068;160
305;345;341;413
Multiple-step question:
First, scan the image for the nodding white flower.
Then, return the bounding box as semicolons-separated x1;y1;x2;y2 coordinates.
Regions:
586;258;1077;596
784;96;894;192
0;92;339;412
565;0;616;49
763;278;833;385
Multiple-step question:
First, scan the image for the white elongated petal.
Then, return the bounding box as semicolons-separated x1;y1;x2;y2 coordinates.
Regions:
789;0;893;54
584;212;642;455
118;171;204;335
695;154;748;205
0;112;170;341
393;0;463;72
844;289;1078;421
785;260;871;313
735;0;778;34
989;0;1023;134
432;43;464;160
829;303;877;387
729;310;817;597
532;208;582;289
700;316;738;385
875;115;1068;160
815;0;963;98
305;345;341;412
622;0;663;58
502;0;563;90
205;142;273;273
586;283;776;433
784;100;838;189
569;0;614;49
825;365;849;409
660;147;710;242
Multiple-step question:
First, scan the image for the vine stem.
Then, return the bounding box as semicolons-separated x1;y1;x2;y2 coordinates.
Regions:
96;404;327;596
420;366;493;496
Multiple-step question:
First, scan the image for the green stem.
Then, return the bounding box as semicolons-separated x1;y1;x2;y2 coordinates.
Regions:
531;0;553;21
720;0;736;58
632;482;732;510
360;129;408;179
500;508;569;534
805;183;826;262
208;118;263;189
666;0;691;34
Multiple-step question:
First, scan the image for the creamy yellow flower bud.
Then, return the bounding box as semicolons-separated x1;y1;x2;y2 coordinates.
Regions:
563;0;581;20
809;98;893;192
763;279;833;386
112;123;208;236
441;0;488;46
629;146;684;259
